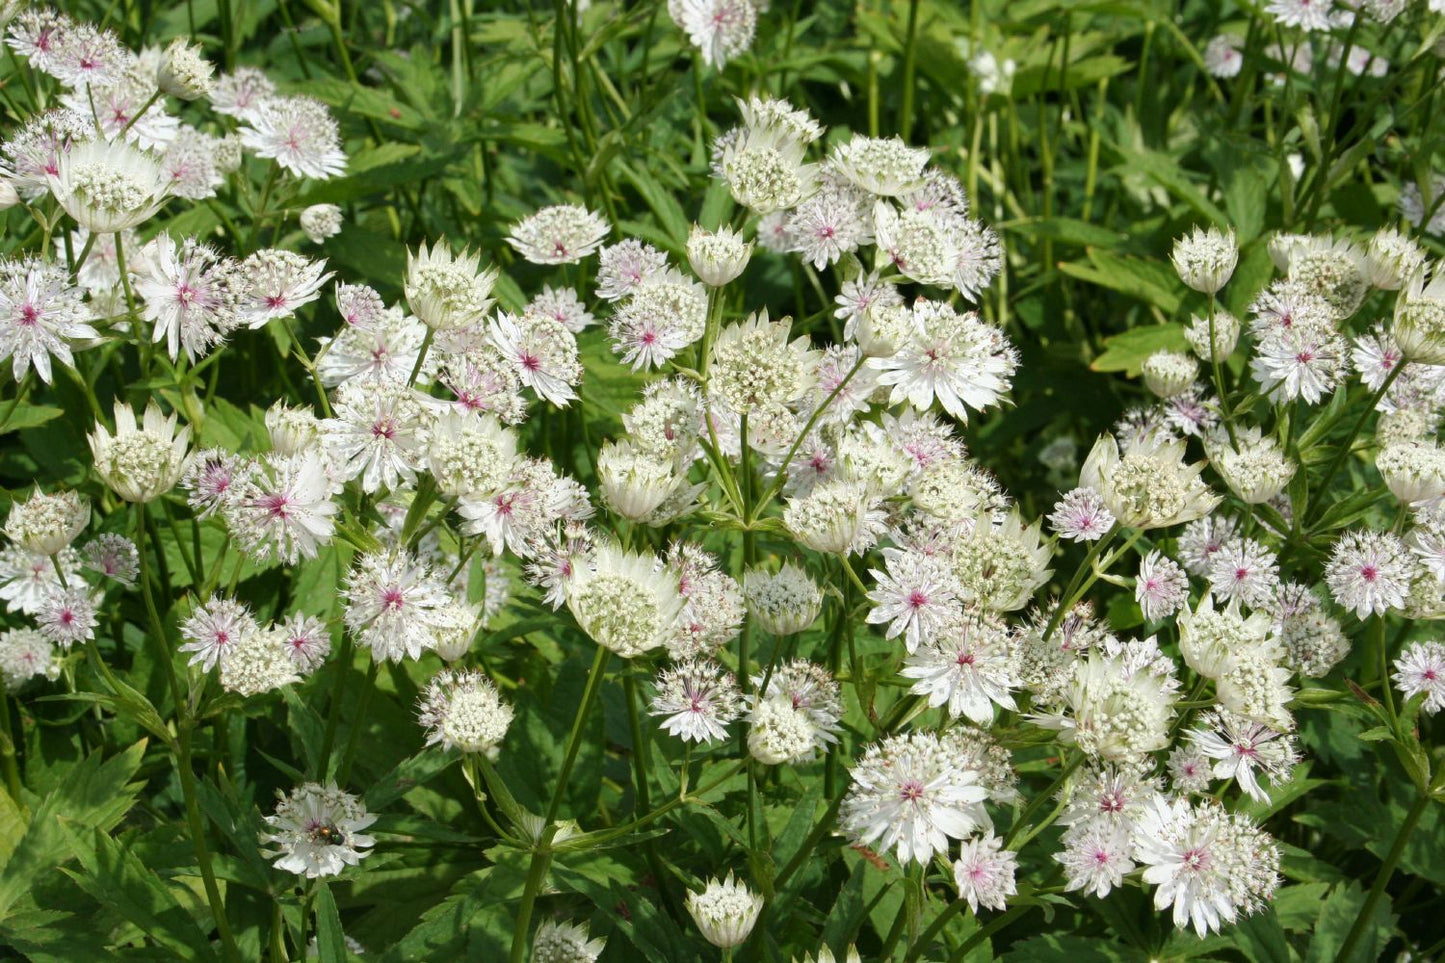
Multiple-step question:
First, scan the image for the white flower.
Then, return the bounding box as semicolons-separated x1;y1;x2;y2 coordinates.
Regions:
417;668;514;753
210;67;275;121
746;697;818;764
134;235;236;362
1048;487;1115;542
180;595;260;671
1206;537;1280;609
235;249;332;329
608;269;708;371
239;95;346;179
506;205;609;265
595;239;667;301
157;37;214;100
1188;709;1298;803
1325;529;1415;619
532;918;606;963
220;626;300;696
1136;550;1188;622
224;452;339;564
687;223;753;286
0;547;77;616
488;312;582;407
650;658;741;744
752;659;844;752
1141;351;1198;399
840;731;989;866
262;782;376;878
0;256;98;384
1056;821;1135;898
36;586;97;648
1131;794;1280;936
1266;0;1335;30
4;488;87;556
830;136;930;197
342;550;465;662
1203;34;1243;78
669;0;757;69
278;614;331;673
567;542;683;658
50;137;169;233
1080;434;1220;530
299;203;343;243
783;479;888;556
685;873;762;948
871;301;1017;421
900;609;1016;724
404;240;498;333
89;401;192;503
744;564;822;635
323;383;431;495
865;548;962;652
1377;441;1445;506
81;534;137;585
0;627;61;691
952;833;1018;913
1171;227;1237;293
1393;640;1445;713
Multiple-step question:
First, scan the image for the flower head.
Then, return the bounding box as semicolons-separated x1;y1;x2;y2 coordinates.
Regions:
89;401;192;503
685;873;762;948
506;205;608;265
262;782;376;878
417;668;514;753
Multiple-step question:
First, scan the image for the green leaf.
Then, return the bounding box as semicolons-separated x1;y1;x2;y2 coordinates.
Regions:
59;827;213;961
1107;141;1229;226
313;883;346;963
0;404;64;435
1060;249;1185;314
1306;881;1394;963
1089;323;1188;376
0;742;146;922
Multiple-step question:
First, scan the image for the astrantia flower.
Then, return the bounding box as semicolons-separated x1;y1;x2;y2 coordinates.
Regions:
1249;321;1348;405
1266;0;1336;31
157;37;214;100
323;383;431;494
783;479;888;555
1131;794;1280;936
0;627;61;691
686;223;752;286
134;235;236;362
180;595;260;670
506;205;609;265
1377;440;1445;506
81;533;137;585
567;542;683;658
1136;550;1189;622
316;310;430;388
711;310;818;417
608;269;708;370
404;240;498;333
50;138;169;234
872;301;1017;421
262;782;376;878
752;659;844;751
1080;434;1220;530
235;249;332;329
224;452;338;564
458;458;593;559
901;608;1017;724
1141;351;1198;399
597;440;687;521
4;488;87;556
1171;227;1237;294
718;124;817;214
1048;487;1115;542
1282;235;1369;319
220;626;301;696
1393;640;1445;713
1206;537;1279;609
1185;311;1240;362
0;547;76;616
830;136;929;197
595;239;667;301
1325;529;1415;619
1178;515;1239;576
1039;639;1179;762
342;550;464;662
488;312;582;407
650;658;741;744
1364;227;1426;291
526;285;594;334
953;833;1018;913
952;510;1052;612
532;919;606;963
239;95;346;179
746;694;818;764
417;668;514;753
744;563;822;635
840;731;989;866
1203;34;1243;77
786;183;871;269
299;203;342;244
278;613;330;672
1167;744;1213;794
1188;709;1298;803
424;409;517;498
669;0;757;69
36;586;97;647
685;873;762;949
1054;823;1138;905
0;256;97;384
209;67;275;121
865;548;962;652
89;400;192;503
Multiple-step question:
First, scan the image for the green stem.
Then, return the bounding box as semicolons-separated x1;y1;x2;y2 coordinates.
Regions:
407;327;435;388
1306;362;1405;527
544;643;610;825
136;505;240;962
898;0;921;138
0;692;21;801
1335;789;1430;963
1041;526;1117;641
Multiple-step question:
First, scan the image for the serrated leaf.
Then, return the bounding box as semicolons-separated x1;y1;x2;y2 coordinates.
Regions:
1089;323;1188;375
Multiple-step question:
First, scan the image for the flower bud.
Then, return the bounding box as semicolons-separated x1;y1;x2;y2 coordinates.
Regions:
4;489;88;556
687;224;752;287
299;204;343;244
744;564;822;635
685;873;763;949
1171;226;1237;294
1141;350;1197;399
157;38;215;100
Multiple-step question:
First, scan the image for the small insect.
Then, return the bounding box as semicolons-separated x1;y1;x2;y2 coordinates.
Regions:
308;823;344;846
